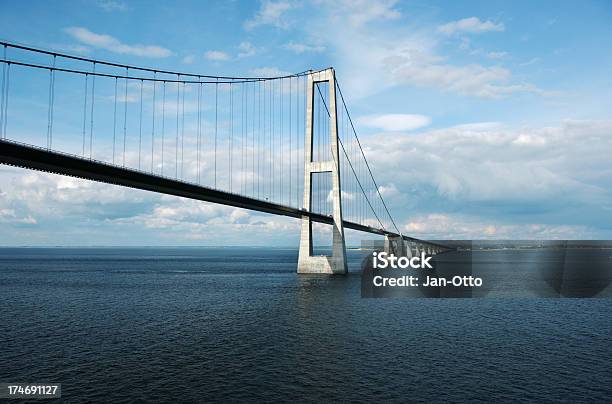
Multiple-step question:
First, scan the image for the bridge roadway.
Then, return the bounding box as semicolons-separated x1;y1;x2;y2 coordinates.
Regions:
0;138;448;249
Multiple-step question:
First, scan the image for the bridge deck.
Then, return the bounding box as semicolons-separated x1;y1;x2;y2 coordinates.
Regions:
0;139;406;238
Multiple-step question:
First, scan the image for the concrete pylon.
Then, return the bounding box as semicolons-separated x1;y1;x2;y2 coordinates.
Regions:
297;68;347;274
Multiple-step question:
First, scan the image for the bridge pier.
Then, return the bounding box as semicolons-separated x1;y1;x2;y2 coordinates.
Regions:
384;235;406;256
297;68;347;274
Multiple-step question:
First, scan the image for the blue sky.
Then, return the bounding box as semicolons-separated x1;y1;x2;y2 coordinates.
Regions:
1;0;612;245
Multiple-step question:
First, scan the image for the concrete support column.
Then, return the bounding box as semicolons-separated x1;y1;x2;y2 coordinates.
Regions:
384;235;406;256
297;68;347;274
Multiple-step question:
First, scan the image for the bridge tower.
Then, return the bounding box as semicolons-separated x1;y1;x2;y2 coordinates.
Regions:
297;68;348;274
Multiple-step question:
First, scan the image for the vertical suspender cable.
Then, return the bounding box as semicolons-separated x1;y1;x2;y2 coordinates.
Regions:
89;62;96;159
257;80;261;198
272;79;274;200
123;67;128;167
244;82;248;195
266;80;269;199
251;80;255;197
161;80;166;174
261;81;265;198
257;81;272;199
241;82;245;194
151;73;156;173
272;79;275;200
268;79;270;199
138;79;143;170
2;62;9;140
303;75;306;210
46;55;56;149
268;80;271;200
289;76;292;206
327;84;330;215
175;75;180;179
273;79;277;202
317;82;321;214
181;82;185;180
281;78;284;204
214;78;218;188
296;76;299;208
277;78;280;202
82;74;88;156
196;79;202;184
0;45;6;140
229;82;233;192
113;77;118;164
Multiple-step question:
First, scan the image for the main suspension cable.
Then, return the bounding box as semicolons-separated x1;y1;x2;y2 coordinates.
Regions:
315;83;385;230
335;80;401;234
0;41;317;81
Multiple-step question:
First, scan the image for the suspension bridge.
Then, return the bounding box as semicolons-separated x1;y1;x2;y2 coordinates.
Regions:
0;41;449;274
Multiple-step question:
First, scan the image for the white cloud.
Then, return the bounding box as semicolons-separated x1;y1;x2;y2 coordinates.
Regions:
244;0;296;30
182;55;195;64
0;208;36;224
0;166;301;244
403;214;591;240
438;17;505;35
520;57;540;67
204;50;229;61
303;7;547;99
95;0;127;12
283;41;325;54
357;114;431;131
385;55;548;98
486;51;508;59
327;0;401;26
378;183;399;198
64;27;172;57
451;122;502;131
366;120;612;209
112;198;298;240
9;171;148;209
237;42;257;58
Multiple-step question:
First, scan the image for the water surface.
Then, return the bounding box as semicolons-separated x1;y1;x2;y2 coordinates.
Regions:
1;248;610;402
